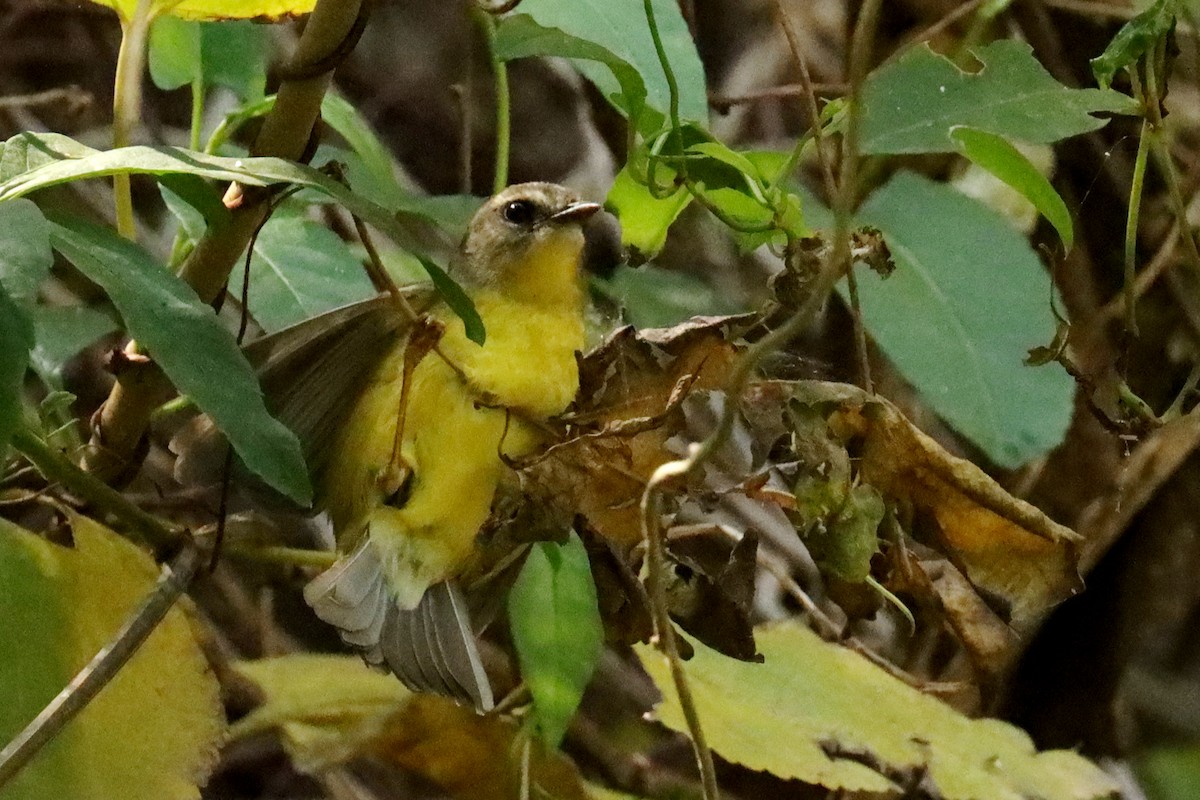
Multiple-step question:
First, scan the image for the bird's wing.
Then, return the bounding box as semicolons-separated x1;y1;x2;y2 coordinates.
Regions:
252;288;435;487
173;288;436;495
304;540;495;713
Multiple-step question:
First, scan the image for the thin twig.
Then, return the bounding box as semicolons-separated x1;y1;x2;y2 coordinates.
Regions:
0;544;201;788
633;3;885;795
891;0;989;64
1093;217;1180;328
708;83;848;113
758;556;963;695
836;0;882;395
844;266;874;393
639;462;718;800
0;86;90;111
771;0;837;199
770;0;879;391
10;427;182;550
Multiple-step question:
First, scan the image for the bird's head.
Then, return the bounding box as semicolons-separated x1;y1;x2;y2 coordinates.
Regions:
453;182;601;304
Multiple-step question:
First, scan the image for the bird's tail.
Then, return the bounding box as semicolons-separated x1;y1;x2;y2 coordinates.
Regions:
303;540;495;712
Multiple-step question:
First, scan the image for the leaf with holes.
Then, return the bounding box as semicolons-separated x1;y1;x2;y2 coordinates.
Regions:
860;40;1136;154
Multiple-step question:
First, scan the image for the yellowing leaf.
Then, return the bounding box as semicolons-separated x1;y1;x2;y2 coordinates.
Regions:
87;0;316;22
0;515;223;800
231;655;590;800
231;654;411;773
789;380;1082;627
638;625;1118;799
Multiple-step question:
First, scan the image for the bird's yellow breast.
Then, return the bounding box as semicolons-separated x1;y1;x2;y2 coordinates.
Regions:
322;235;586;601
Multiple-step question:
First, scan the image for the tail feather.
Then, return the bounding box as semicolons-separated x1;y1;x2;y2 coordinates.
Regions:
304;541;494;712
426;582;494;711
303;541;388;651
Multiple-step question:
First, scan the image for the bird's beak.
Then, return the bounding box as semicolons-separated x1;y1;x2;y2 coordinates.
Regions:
549;201;601;224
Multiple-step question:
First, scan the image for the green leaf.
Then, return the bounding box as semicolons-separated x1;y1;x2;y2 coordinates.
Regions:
853;172;1073;468
45;213;312;505
860;40;1138;155
320;94;407;208
0;283;33;452
1091;0;1175;90
1136;743;1200;800
158;173;230;239
229;213;377;334
0;514;224;800
0;132;98;181
495;14;650;131
596;264;741;329
148;16;201;91
637;625;1118;799
200;21;269;101
686;141;759;178
605;164;692;259
805;484;885;583
497;0;707;133
150;18;267;100
700;186;773;228
508;530;603;748
28;306;118;389
419;255;486;346
0;135;480;338
950;126;1073;250
0;198;54;302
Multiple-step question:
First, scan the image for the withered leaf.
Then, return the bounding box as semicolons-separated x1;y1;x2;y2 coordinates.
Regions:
888;540;1020;679
665;526;761;661
783;380;1082;628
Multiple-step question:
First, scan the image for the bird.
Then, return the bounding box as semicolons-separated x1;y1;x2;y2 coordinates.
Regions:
297;183;600;711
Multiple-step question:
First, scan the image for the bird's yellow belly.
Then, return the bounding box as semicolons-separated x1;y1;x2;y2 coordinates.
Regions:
323;293;584;606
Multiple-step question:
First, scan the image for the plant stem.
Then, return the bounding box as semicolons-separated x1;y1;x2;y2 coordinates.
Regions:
111;0;155;240
639;464;719;800
12;427;182;551
772;0;836;198
189;76;205;152
85;0;368;486
1125;119;1149;338
224;544;338;569
477;11;510;193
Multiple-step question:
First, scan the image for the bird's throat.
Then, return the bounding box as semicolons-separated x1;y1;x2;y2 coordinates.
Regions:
436;280;585;419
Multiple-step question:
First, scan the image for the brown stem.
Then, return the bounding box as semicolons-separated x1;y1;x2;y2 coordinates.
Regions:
81;0;368;485
772;0;837;199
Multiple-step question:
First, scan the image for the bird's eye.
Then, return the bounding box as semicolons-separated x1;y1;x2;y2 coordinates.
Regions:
501;199;537;225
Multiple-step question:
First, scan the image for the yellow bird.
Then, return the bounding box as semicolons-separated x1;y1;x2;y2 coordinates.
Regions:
300;183;599;711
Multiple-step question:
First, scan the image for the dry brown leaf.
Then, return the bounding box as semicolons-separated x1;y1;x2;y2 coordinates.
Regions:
888;540;1020;678
784;380;1082;628
374;696;589;800
531;318;746;553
